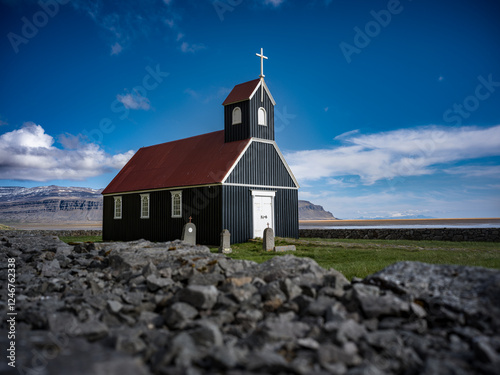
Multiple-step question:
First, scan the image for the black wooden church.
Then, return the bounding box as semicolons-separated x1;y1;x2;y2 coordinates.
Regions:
102;49;299;244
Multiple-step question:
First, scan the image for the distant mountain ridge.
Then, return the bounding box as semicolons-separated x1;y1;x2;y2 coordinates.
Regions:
0;185;103;223
298;200;337;220
0;186;336;223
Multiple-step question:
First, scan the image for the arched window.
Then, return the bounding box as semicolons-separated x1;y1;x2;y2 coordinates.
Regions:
140;194;149;219
171;190;182;218
258;107;266;126
232;107;242;125
113;196;122;219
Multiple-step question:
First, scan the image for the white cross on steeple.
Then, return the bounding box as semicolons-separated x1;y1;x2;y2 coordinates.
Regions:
256;48;268;79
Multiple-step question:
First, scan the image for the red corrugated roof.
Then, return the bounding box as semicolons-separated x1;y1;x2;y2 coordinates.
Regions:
222;78;260;105
102;130;250;194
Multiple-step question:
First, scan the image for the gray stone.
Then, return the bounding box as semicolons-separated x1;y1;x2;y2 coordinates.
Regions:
78;319;109;341
297;337;320;350
336;319;367;344
122;291;144;306
258;318;310;342
189;320;223;348
236;308;263;323
142;261;157;277
364;261;500;331
246;350;289;372
263;227;274;251
181;222;196;245
168;332;203;368
229;282;259;303
165;302;198;329
116;334;147;355
188;272;225;286
108;300;124;314
146;274;173;291
260;280;287;303
319;343;361;370
346;364;385;375
178;284;219;310
41;259;61;277
218;229;232;254
473;336;500;363
306;296;337;317
280;278;303;300
208;344;239;369
274;245;296;252
138;311;163;328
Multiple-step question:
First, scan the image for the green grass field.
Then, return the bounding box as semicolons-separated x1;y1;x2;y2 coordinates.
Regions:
59;235;500;280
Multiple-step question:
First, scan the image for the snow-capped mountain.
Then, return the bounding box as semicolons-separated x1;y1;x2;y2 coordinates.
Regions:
0;185;103;223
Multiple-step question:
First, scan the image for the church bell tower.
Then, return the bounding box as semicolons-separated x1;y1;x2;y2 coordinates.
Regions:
222;48;276;143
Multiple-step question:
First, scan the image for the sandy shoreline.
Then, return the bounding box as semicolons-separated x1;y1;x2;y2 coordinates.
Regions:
3;218;500;231
3;222;103;230
300;218;500;227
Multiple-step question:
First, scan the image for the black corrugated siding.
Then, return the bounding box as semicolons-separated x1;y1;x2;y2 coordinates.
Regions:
222;185;298;243
224;102;250;143
249;90;274;140
225;141;296;187
103;185;222;245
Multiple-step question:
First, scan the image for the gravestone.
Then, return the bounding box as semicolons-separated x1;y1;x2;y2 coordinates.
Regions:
181;217;196;245
218;229;232;254
263;226;274;251
274;245;296;252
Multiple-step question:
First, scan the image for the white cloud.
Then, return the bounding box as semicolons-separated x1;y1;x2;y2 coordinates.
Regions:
334;129;359;140
116;92;151;110
164;19;175;28
0;123;134;181
1;123;53;148
264;0;285;7
184;87;231;103
286;125;500;185
184;88;199;99
110;42;123;55
180;41;206;54
444;165;500;178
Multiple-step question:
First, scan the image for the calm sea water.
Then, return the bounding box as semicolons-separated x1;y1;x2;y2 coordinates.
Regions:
299;224;500;230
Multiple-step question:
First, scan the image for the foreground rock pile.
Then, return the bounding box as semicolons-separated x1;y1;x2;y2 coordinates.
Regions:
1;231;499;375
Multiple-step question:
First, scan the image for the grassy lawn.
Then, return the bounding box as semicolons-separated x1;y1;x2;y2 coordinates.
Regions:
59;235;103;244
210;237;500;280
58;235;500;280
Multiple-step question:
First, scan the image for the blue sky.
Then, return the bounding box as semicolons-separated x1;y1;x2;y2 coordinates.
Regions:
1;0;499;219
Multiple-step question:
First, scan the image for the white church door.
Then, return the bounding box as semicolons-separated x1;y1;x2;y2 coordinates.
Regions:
252;191;275;238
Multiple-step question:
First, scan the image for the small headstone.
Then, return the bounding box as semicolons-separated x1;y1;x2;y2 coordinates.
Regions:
263;226;274;251
181;217;196;245
219;229;232;254
274;245;296;252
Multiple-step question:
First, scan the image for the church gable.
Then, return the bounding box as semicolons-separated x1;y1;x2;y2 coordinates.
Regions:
223;139;299;188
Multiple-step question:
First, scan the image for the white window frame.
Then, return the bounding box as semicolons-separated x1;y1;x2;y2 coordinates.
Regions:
232;107;242;125
258;107;267;126
140;194;150;219
171;190;182;218
113;196;122;219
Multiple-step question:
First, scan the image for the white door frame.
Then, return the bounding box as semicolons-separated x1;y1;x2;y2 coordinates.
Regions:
251;190;276;238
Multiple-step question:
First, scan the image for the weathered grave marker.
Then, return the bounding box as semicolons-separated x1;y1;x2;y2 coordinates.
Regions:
263;225;274;251
219;229;232;254
181;216;196;245
274;245;296;252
